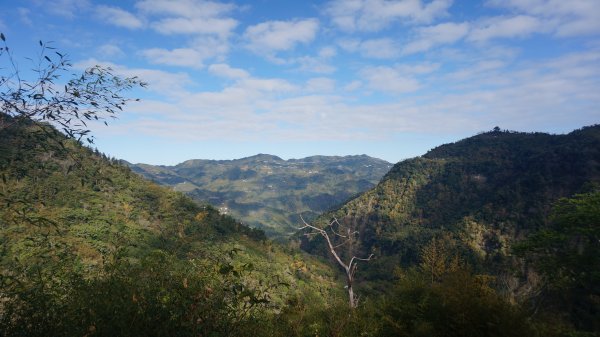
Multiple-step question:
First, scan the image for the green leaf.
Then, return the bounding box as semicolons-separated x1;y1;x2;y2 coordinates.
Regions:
219;264;234;275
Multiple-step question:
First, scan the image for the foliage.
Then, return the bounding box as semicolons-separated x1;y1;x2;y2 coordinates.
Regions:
515;189;600;333
299;126;600;334
0;115;338;336
274;237;538;337
1;248;280;337
0;33;146;143
129;154;391;239
378;266;535;337
306;126;600;278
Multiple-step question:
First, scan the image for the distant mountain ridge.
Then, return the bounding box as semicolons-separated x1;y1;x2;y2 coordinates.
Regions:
129;154;392;238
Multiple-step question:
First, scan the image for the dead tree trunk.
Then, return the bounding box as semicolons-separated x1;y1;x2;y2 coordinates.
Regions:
300;216;373;308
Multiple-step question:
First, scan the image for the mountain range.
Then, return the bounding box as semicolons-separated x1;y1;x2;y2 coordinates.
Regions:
128;154;391;238
2;116;597;335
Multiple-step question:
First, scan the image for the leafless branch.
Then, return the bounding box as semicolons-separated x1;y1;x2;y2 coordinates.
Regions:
298;214;374;308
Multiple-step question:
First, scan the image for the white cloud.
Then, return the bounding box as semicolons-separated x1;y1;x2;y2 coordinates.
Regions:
295;56;337;74
361;66;421;93
96;5;144;29
141;36;229;68
360;38;401;59
190;35;230;58
208;63;250;79
73;59;193;98
17;7;33;26
337;38;401;59
319;46;337;58
468;15;543;42
403;22;469;54
88;50;600;146
151;17;238;36
136;0;236;19
337;38;361;52
34;0;91;18
486;0;600;37
305;77;336;93
141;48;207;68
237;78;298;93
97;44;125;58
136;0;239;37
396;62;441;74
445;59;507;83
292;48;338;74
325;0;453;32
244;19;319;54
344;80;362;91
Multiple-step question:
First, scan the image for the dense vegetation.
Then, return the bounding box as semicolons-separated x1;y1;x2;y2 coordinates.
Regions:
2;118;599;335
0;118;344;336
303;126;600;335
129;154;391;239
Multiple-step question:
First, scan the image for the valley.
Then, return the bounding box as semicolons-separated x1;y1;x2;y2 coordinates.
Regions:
3;1;599;334
2;118;598;336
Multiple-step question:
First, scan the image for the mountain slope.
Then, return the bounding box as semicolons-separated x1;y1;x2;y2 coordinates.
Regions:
0;118;340;336
303;126;600;289
129;154;391;238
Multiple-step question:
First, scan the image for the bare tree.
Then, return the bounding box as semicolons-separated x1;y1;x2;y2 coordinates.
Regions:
299;216;373;308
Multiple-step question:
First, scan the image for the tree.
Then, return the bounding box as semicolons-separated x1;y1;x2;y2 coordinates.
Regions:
300;216;373;308
515;189;600;332
419;234;460;284
0;32;146;143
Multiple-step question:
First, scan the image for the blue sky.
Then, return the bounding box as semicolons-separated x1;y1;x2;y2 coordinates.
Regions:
1;0;599;164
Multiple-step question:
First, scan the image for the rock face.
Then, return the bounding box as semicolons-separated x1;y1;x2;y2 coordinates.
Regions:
129;154;392;238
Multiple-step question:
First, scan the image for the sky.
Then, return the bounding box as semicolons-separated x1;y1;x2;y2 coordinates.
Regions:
1;0;599;165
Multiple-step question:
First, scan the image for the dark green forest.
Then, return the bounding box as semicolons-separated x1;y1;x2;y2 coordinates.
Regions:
1;34;598;337
302;126;600;336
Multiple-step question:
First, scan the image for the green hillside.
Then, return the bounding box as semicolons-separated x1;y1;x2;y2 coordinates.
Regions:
129;154;391;238
3;118;596;336
308;127;599;255
0;118;343;336
302;126;600;332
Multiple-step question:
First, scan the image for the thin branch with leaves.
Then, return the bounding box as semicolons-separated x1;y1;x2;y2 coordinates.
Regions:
0;32;147;144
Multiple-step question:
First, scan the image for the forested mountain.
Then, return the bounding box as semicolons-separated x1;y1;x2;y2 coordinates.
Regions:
0;117;342;336
129;154;391;238
2;118;597;336
302;126;600;332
